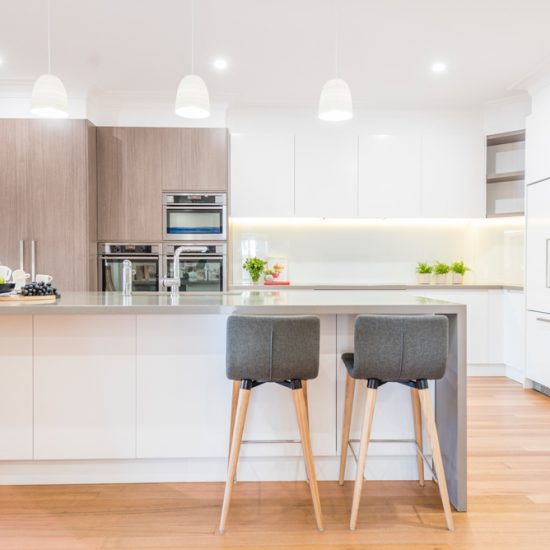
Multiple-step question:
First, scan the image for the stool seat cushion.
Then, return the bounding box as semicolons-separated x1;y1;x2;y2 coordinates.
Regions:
343;315;448;381
226;315;320;381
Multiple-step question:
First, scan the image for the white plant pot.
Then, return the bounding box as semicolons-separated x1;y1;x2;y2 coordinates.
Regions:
452;273;464;285
435;274;448;285
417;273;431;285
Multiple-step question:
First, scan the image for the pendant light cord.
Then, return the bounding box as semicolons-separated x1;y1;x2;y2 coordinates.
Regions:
191;0;194;74
47;0;51;73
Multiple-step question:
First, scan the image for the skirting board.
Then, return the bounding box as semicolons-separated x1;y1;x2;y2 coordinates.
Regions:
468;363;525;383
0;455;430;485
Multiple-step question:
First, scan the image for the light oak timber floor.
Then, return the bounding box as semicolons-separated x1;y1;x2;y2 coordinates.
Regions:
1;377;550;549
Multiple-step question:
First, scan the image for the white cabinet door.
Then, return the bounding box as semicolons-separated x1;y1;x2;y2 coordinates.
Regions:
295;135;358;218
525;91;550;184
358;135;422;217
34;315;136;459
421;135;485;218
230;134;294;217
0;316;33;460
526;311;550;388
136;314;336;458
526;180;550;312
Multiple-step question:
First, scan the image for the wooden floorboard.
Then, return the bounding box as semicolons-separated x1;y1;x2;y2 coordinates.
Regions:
1;377;550;549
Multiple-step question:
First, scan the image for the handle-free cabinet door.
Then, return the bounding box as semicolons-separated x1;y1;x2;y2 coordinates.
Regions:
231;134;294;217
525;88;550;184
421;135;485;218
526;311;550;388
358;134;422;217
295;135;358;218
526;179;550;312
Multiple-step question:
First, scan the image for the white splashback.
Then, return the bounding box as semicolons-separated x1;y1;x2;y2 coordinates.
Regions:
230;218;525;286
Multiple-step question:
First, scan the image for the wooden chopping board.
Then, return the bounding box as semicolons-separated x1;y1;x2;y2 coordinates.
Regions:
0;294;57;303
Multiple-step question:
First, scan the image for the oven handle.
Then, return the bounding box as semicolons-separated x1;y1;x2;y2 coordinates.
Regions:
165;205;225;210
166;256;225;261
100;256;160;261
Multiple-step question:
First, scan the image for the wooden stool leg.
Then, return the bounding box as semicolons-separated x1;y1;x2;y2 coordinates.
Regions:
417;387;454;531
293;382;324;531
350;384;377;530
228;380;240;461
219;384;251;534
302;380;309;424
339;373;356;485
410;387;425;487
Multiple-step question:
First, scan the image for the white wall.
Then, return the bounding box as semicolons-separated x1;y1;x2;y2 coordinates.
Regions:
483;94;531;135
230;218;525;285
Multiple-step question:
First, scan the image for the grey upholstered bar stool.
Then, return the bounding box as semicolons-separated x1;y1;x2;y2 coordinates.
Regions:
339;314;454;531
219;315;323;533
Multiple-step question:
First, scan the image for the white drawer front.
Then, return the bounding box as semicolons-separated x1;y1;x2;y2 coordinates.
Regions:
526;311;550;388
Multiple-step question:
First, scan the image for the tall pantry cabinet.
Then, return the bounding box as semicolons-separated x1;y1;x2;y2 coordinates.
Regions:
0;119;97;291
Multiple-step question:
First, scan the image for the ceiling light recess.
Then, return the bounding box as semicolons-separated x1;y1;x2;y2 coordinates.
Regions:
431;61;447;73
213;58;228;70
31;0;68;118
175;0;210;119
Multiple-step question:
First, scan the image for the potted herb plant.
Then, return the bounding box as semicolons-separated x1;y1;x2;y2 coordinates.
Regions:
433;261;450;284
450;261;471;285
242;257;267;284
415;262;433;284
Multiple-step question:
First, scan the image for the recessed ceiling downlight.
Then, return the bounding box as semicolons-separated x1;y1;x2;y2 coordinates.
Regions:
431;61;447;73
213;58;228;70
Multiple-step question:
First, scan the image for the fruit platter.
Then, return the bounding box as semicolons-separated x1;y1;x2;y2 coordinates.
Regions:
0;280;61;303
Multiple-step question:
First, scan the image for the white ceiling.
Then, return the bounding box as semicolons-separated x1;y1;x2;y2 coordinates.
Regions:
1;0;550;108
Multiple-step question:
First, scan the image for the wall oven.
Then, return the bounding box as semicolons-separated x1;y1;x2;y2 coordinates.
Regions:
163;243;227;292
99;243;161;292
163;192;227;241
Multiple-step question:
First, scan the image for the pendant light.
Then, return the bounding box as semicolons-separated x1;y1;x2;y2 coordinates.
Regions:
175;0;210;119
318;1;353;121
31;0;68;118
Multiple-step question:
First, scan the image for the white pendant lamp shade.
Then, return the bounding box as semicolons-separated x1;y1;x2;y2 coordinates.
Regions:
31;73;69;118
318;78;353;122
175;74;210;119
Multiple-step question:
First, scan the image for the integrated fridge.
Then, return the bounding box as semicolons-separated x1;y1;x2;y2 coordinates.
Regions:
526;178;550;390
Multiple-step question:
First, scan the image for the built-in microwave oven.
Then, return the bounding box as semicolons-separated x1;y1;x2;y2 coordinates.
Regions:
163;192;227;241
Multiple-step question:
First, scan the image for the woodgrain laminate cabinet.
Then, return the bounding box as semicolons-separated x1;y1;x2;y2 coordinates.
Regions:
0;119;97;291
97;128;228;242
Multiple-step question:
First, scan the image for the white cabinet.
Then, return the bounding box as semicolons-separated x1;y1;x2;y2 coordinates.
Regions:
358;135;422;217
421;135;485;218
230;134;294;217
33;315;136;459
0;316;33;460
295;135;358;218
526;179;550;313
503;290;525;379
526;311;550;388
136;314;336;458
525;87;550;184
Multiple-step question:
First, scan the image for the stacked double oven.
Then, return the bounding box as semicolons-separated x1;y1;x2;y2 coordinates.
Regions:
99;193;227;293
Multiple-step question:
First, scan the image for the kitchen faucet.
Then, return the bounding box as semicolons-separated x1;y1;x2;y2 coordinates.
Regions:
162;245;186;297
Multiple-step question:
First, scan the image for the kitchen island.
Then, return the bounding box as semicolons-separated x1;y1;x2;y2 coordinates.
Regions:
0;290;466;511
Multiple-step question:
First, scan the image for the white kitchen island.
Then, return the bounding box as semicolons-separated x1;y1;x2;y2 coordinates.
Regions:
0;290;466;511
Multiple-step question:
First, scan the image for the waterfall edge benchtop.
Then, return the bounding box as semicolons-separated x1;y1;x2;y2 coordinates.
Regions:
0;290;467;315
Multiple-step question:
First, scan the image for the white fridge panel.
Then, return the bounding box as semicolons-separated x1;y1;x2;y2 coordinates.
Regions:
526;179;550;313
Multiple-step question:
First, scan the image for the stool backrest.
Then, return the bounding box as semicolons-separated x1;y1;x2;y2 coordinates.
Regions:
226;315;320;381
353;315;448;381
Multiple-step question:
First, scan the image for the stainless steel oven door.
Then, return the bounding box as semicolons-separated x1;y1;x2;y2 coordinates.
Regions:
163;205;227;241
164;255;226;292
100;256;161;292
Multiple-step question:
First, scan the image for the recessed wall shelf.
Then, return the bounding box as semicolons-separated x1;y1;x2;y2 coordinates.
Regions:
486;130;525;218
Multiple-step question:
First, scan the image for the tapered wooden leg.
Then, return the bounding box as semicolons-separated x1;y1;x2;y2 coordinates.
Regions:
302;380;309;424
228;380;240;461
411;387;425;487
339;373;356;485
350;385;377;530
417;388;454;531
293;384;324;531
219;385;251;534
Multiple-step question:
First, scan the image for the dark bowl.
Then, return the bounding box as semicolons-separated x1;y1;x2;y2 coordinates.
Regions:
0;282;16;294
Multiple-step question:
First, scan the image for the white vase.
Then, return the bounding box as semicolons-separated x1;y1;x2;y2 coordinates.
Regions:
435;274;448;285
417;273;431;285
452;273;464;285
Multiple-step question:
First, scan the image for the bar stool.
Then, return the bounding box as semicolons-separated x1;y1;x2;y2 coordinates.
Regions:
219;315;324;533
338;314;454;531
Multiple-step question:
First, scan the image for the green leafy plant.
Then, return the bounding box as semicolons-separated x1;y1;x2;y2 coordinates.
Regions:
451;261;471;276
263;268;276;276
242;257;267;283
416;262;433;274
433;261;450;275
